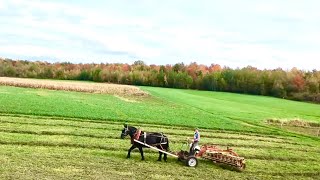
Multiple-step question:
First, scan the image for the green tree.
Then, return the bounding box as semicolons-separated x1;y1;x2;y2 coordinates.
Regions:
92;68;102;82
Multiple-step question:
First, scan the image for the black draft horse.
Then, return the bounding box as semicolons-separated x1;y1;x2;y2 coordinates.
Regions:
120;124;170;161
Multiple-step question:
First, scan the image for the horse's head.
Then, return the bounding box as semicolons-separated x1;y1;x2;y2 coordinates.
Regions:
121;124;136;139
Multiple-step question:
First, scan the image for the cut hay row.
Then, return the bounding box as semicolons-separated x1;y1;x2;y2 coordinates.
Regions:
0;129;112;139
0;113;295;140
0;140;122;152
1;131;318;163
266;119;320;137
0;116;319;179
267;118;320;127
0;122;298;146
0;113;125;126
0;140;317;163
0;131;120;149
1;142;319;178
1;114;318;153
239;152;319;162
0;128;299;149
0;77;148;97
0;113;292;141
0;126;318;154
0;118;296;145
0;146;277;180
0;115;311;148
247;159;320;176
0;119;120;131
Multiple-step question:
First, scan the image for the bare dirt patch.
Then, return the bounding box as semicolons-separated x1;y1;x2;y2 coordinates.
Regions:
0;77;148;97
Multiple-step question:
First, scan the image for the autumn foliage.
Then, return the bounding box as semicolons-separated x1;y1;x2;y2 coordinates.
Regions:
1;58;320;103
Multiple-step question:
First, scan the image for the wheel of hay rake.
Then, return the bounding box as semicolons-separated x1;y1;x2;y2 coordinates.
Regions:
186;156;198;167
223;155;227;162
235;163;246;172
233;159;237;165
217;154;221;160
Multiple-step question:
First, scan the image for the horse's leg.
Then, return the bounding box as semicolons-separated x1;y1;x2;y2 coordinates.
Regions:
138;147;144;160
163;153;167;162
157;152;162;161
127;145;136;158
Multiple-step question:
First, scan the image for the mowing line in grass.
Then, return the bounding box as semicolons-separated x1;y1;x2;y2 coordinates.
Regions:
0;119;121;131
0;128;297;148
1;144;319;180
0;123;299;146
0;129;112;139
0;113;294;140
243;155;318;162
3;112;311;143
0;121;307;148
0;129;318;156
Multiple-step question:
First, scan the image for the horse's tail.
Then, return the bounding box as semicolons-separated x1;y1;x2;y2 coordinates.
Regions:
166;138;170;152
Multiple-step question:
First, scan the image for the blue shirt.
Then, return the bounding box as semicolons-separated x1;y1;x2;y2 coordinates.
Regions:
194;131;200;142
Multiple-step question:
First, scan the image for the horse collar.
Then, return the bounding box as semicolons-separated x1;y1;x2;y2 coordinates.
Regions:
131;129;142;144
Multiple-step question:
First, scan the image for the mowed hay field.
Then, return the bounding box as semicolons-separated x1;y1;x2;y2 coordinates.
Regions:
0;78;320;179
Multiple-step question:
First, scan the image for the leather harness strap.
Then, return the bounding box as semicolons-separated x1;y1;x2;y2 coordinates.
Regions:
131;129;141;144
131;129;168;147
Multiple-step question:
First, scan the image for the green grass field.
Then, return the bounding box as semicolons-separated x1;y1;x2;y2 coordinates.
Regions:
0;83;319;179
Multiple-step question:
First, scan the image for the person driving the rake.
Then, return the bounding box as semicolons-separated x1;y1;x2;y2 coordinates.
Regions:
190;128;200;155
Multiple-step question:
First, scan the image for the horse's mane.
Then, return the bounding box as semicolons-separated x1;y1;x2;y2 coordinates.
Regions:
128;126;137;131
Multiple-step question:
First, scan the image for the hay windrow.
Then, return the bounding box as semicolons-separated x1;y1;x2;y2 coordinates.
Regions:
266;118;320;128
0;77;148;97
266;118;320;137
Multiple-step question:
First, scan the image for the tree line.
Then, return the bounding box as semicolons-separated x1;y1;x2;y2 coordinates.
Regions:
1;58;320;103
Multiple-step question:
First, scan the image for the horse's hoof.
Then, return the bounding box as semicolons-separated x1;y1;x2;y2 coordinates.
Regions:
141;159;145;161
157;159;161;162
126;156;130;159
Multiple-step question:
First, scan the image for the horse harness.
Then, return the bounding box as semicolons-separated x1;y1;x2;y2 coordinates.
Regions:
131;129;168;150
